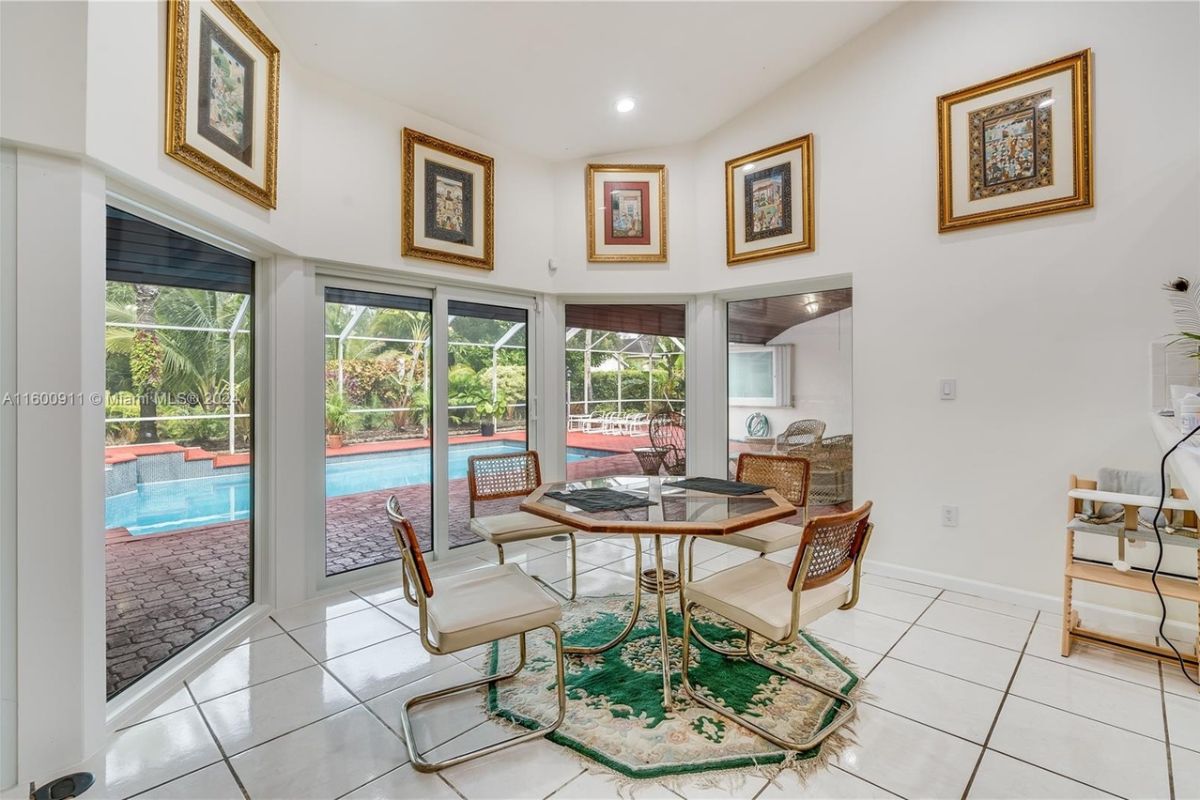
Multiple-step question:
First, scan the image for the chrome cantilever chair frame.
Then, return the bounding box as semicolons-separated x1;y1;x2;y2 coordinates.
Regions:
387;498;567;772
678;506;873;751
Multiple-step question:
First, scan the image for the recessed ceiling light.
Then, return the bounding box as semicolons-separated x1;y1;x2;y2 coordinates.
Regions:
615;97;636;113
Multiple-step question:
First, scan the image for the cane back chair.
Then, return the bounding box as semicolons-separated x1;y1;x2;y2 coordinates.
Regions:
680;501;874;750
386;497;567;772
648;411;686;476
468;450;578;600
683;454;812;583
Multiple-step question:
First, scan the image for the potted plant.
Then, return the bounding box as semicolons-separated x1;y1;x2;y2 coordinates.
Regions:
474;391;507;437
325;392;356;449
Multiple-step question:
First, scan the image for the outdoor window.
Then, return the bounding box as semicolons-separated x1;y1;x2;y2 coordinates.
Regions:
729;344;791;406
103;207;254;698
564;304;686;480
324;287;432;575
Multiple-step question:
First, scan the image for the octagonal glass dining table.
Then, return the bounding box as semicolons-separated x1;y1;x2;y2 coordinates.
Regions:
520;474;795;710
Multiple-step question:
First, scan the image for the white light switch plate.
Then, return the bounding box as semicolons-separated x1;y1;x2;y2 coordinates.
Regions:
940;379;957;400
941;505;959;527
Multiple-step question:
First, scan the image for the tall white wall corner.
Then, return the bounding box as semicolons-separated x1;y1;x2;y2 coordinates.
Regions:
11;150;107;786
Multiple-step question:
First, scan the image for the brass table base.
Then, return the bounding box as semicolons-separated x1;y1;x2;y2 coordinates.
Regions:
640;567;680;593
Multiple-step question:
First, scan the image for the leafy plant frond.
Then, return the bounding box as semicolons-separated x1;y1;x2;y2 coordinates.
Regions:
1166;281;1200;334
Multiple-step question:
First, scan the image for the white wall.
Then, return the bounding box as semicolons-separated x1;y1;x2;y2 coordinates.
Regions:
730;309;853;441
560;1;1200;612
82;0;556;294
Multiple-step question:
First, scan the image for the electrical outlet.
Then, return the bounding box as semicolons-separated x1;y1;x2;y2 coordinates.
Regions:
941;505;959;527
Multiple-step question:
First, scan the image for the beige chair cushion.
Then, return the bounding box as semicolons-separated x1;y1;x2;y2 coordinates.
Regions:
685;558;849;641
469;511;572;544
426;563;561;653
721;521;803;554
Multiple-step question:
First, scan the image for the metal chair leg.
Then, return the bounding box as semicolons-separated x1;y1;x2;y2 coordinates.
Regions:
679;535;749;657
564;534;642;655
532;532;577;602
680;602;856;751
400;625;567;773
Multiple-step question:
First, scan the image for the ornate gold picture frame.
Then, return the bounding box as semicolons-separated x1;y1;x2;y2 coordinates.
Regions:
165;0;279;209
725;135;814;265
937;50;1093;232
402;128;495;271
586;164;668;263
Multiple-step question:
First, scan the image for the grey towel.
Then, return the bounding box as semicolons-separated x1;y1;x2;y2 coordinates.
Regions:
1083;467;1170;528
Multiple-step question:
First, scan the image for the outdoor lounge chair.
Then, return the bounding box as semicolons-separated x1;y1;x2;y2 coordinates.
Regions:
386;497;567;772
468;450;579;600
680;501;874;750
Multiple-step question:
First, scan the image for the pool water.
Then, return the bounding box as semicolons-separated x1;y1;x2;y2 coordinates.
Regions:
105;441;614;536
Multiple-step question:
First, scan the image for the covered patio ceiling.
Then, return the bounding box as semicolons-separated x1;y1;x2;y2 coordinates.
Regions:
728;289;853;345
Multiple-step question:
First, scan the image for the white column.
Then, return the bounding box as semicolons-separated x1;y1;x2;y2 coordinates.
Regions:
7;150;107;785
267;256;312;609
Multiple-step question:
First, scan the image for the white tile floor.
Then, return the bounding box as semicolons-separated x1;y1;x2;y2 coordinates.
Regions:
89;534;1198;800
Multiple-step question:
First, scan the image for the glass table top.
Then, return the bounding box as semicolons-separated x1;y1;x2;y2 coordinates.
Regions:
522;475;794;534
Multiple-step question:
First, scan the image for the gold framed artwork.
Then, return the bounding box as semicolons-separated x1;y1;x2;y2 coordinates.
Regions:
937;50;1093;232
585;164;667;262
165;0;279;209
402;128;495;271
725;134;814;265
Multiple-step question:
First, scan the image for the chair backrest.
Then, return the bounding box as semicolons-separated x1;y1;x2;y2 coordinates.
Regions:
736;453;811;507
468;450;542;514
649;411;686;474
788;501;873;591
386;496;434;598
777;419;826;449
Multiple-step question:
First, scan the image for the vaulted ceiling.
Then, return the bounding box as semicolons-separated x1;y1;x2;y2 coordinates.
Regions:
260;1;899;161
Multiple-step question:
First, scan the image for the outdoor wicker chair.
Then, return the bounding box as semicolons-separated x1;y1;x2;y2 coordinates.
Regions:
386;497;567;772
776;419;826;450
648;410;686;475
679;501;874;751
468;450;578;600
790;434;852;506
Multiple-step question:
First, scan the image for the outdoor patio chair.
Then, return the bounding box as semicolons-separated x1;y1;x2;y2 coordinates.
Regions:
648;410;686;475
776;418;826;450
386;497;567;772
680;501;874;751
789;434;853;506
567;411;594;432
468;450;579;600
684;453;812;578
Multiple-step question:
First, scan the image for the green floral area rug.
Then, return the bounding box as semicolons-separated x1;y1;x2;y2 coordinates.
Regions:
485;594;862;782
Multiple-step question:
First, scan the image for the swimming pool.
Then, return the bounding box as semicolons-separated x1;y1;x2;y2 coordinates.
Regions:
105;440;615;536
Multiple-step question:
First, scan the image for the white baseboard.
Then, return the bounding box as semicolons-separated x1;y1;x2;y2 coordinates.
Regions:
864;558;1200;642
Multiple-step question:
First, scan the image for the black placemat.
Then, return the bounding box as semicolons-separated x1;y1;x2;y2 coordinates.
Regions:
663;477;770;495
544;488;656;512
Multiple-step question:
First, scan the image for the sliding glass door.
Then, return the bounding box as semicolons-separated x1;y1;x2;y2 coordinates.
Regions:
726;289;853;510
564;304;686;480
103;207;254;698
320;287;534;568
323;287;433;574
446;300;529;549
